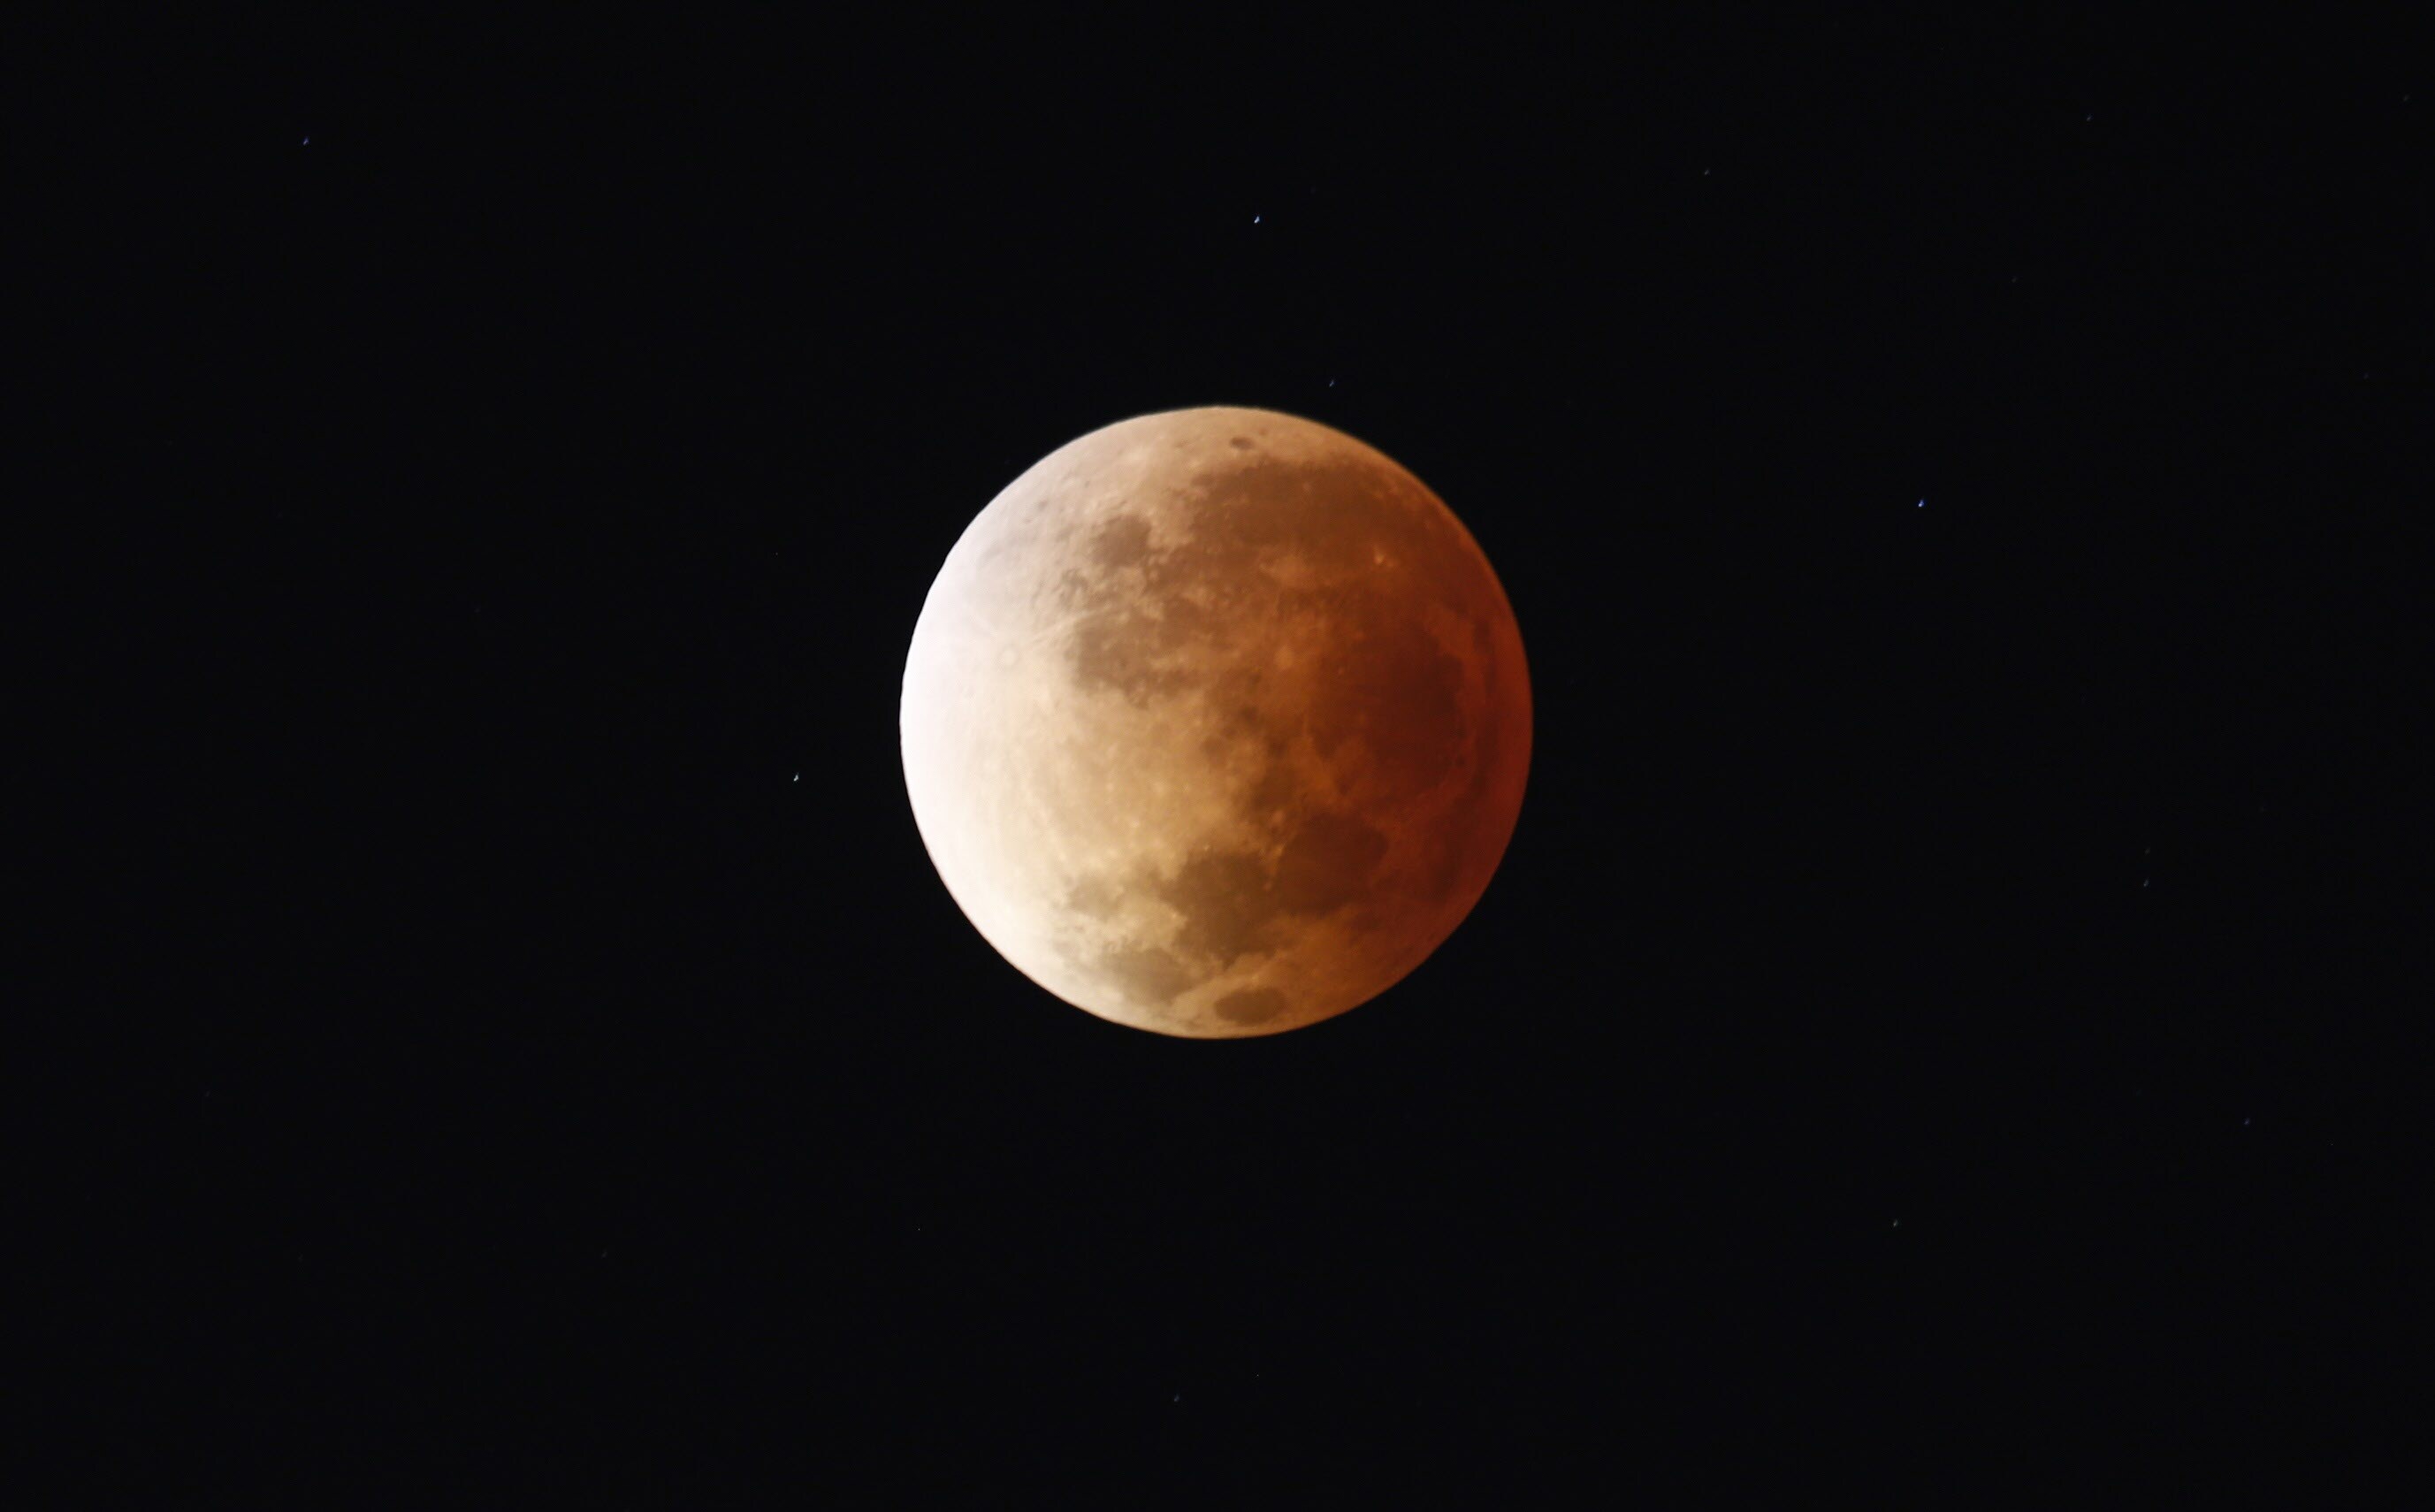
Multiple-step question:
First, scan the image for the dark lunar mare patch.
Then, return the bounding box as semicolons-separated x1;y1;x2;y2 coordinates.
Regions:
1101;945;1196;1005
1273;811;1391;917
1162;850;1279;964
1214;987;1289;1025
1089;512;1156;571
1141;807;1390;999
1065;876;1121;919
1068;620;1194;706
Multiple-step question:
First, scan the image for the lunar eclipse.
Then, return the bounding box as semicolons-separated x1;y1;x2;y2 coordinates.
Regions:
900;407;1530;1037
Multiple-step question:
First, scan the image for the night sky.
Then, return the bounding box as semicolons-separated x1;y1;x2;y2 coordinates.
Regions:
34;13;2430;1501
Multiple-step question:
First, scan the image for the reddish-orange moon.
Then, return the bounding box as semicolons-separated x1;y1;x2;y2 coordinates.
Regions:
900;407;1530;1037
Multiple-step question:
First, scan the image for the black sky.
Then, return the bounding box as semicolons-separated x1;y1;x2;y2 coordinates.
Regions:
27;11;2431;1501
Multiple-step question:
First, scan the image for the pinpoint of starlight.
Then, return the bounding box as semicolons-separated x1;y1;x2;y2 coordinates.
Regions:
899;407;1531;1038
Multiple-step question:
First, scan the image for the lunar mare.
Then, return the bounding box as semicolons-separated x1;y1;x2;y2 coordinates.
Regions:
899;407;1530;1037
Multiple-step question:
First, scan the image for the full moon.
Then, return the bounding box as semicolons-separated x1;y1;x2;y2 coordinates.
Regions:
900;407;1530;1037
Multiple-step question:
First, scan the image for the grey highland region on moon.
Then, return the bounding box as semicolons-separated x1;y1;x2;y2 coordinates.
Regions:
900;408;1531;1037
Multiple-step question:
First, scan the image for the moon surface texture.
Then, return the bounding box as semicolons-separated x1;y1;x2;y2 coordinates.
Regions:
900;408;1530;1037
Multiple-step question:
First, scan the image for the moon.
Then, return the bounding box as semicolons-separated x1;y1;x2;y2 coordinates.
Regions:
900;407;1530;1037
